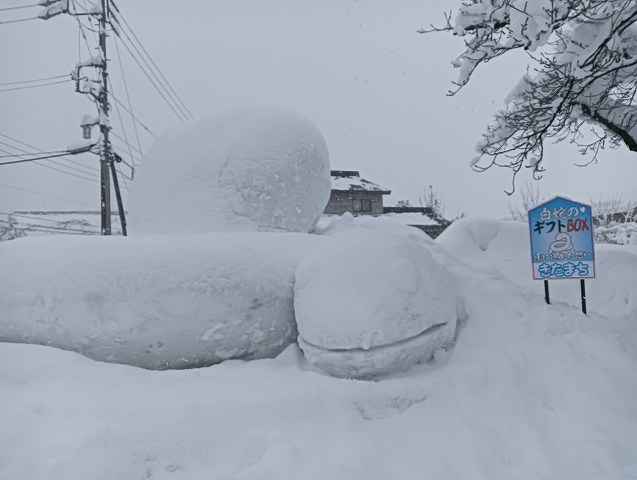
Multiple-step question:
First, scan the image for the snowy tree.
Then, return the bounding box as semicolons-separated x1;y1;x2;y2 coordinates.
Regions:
395;199;413;207
589;193;636;243
419;185;446;217
424;0;637;188
507;181;543;221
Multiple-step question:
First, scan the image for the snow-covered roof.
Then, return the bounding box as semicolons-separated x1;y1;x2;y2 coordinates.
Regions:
330;170;391;194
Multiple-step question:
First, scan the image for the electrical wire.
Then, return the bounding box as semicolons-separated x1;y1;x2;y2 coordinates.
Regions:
0;147;96;182
108;77;139;183
0;141;98;180
0;132;99;175
0;148;94;166
110;130;143;155
0;182;95;208
0;4;40;12
0;78;72;92
113;32;144;151
109;6;191;121
109;0;193;119
109;6;190;120
109;92;156;137
112;33;187;121
0;149;72;158
0;16;39;24
0;74;70;86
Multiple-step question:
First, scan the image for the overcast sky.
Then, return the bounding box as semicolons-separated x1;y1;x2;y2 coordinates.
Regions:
1;0;636;219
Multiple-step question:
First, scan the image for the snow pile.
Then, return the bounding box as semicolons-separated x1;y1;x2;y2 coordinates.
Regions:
1;216;637;479
296;218;457;378
0;233;319;369
128;107;331;235
437;217;637;318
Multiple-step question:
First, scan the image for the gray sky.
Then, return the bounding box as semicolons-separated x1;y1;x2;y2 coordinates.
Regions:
1;0;636;219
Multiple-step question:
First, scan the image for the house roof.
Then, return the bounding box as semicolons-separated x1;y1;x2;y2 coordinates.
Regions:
330;170;391;194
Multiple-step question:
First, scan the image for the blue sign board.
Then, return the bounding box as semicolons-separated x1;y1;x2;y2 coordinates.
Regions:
528;197;595;280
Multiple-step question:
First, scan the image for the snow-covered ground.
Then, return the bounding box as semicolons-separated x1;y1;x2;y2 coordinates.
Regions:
2;217;636;479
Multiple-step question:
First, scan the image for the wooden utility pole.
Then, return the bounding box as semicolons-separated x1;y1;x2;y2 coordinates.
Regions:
40;0;129;236
98;0;111;235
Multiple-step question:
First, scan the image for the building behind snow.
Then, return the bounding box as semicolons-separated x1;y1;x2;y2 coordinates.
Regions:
323;170;451;238
324;170;391;216
1;171;452;241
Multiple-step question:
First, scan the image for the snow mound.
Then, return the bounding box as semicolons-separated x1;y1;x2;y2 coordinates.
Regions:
437;218;637;317
295;224;457;378
0;233;320;369
128;107;331;234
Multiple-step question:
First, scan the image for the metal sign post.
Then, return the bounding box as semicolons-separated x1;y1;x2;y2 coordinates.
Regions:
528;197;595;314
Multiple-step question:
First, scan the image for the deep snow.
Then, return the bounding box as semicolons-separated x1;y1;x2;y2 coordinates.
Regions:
128;108;331;235
0;232;320;369
296;218;457;378
2;218;637;479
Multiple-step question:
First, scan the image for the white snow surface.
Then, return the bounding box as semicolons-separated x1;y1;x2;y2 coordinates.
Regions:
0;232;320;369
330;174;390;193
128;108;331;235
437;218;637;318
295;221;457;378
2;217;637;479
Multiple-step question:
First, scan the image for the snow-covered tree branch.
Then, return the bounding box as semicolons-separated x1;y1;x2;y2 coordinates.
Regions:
425;0;637;188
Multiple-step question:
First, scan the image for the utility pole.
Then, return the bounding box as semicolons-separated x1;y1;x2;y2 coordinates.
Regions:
42;0;127;236
98;0;111;235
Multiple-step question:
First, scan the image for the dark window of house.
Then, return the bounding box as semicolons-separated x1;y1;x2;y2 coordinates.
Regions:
353;198;372;212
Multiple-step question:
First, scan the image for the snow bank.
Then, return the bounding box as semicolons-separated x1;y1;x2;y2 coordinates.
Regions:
437;217;637;317
0;233;320;369
128;108;331;235
295;220;457;378
2;219;637;479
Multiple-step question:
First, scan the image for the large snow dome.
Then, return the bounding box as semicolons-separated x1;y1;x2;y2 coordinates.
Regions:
295;224;458;378
129;108;331;234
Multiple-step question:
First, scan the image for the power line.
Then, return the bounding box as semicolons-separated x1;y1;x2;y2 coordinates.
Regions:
0;146;96;182
109;0;193;119
109;3;190;119
107;85;136;181
0;147;95;166
0;16;39;24
109;5;191;121
0;105;70;141
0;78;72;92
0;73;70;86
0;149;73;158
0;4;40;12
109;91;156;137
112;33;188;121
0;132;99;175
0;141;98;180
113;32;144;153
0;182;95;208
110;130;143;155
